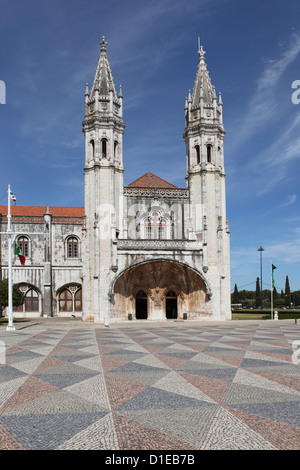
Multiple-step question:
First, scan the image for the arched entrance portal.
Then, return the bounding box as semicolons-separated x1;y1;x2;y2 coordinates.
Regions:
166;290;177;319
135;290;148;319
112;260;209;321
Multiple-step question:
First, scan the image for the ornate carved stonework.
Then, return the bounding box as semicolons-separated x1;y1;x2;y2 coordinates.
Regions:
117;239;202;251
0;215;83;225
124;187;189;198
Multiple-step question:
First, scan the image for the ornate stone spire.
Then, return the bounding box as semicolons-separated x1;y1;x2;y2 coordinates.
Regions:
191;42;214;107
90;36;117;99
83;36;125;166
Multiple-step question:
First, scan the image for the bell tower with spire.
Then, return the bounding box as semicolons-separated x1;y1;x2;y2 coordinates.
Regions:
183;41;231;319
82;36;125;323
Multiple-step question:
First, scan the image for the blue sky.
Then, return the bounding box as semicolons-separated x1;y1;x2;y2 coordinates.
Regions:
0;0;300;294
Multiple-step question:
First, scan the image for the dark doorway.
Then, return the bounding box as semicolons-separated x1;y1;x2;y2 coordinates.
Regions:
135;290;148;319
166;290;177;319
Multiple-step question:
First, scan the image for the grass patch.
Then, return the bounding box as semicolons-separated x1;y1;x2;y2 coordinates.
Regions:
232;312;266;320
232;309;300;320
0;317;28;324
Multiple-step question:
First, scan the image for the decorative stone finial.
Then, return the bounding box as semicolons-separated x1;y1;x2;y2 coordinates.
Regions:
199;45;206;62
218;91;223;106
100;36;108;53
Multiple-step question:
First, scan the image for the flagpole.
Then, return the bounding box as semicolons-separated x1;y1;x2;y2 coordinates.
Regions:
7;184;15;331
1;187;44;330
271;261;273;320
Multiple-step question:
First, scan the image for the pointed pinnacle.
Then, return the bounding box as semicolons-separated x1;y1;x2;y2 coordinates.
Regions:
100;36;108;53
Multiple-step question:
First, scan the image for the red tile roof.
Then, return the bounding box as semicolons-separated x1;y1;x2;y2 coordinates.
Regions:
127;172;178;188
0;205;84;217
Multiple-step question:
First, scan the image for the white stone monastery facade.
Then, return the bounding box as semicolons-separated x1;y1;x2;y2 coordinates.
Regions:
0;38;231;323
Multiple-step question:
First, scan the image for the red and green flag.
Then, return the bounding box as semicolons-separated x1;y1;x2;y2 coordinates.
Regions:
15;243;25;266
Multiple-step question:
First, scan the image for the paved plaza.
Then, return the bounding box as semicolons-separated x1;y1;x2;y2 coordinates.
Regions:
0;317;300;451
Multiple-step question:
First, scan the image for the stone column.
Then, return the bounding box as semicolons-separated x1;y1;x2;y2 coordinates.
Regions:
43;207;53;317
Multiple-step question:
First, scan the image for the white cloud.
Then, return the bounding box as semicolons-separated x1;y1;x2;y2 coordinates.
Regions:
251;113;300;195
266;240;300;264
229;32;300;152
257;32;300;90
285;216;300;222
280;194;297;207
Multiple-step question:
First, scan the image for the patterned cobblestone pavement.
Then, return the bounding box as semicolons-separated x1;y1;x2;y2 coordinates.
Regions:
0;318;300;450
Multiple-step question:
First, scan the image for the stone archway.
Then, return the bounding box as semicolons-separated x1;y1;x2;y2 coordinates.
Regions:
56;283;82;317
111;260;209;321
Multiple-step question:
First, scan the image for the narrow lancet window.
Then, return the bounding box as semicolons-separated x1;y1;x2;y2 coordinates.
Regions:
195;145;200;164
101;139;107;158
90;139;95;160
207;144;212;163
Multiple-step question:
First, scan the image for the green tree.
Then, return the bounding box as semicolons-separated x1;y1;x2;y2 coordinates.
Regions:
285;275;291;307
232;284;239;304
0;279;24;315
273;286;278;301
294;291;300;307
274;297;285;308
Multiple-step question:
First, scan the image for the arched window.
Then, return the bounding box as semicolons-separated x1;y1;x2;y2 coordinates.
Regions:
58;286;82;313
145;218;153;239
195;145;200;164
59;288;72;312
207;144;212;163
13;285;40;313
90;139;95;159
25;289;39;312
17;236;29;258
158;218;167;240
101;139;107;158
74;288;82;311
67;236;79;258
144;211;168;240
114;141;118;159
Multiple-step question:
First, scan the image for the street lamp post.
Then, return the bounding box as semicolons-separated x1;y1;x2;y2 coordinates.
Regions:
7;185;15;330
258;246;264;311
1;185;45;331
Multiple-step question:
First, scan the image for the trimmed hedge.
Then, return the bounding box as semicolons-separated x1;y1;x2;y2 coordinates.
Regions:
262;312;300;320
